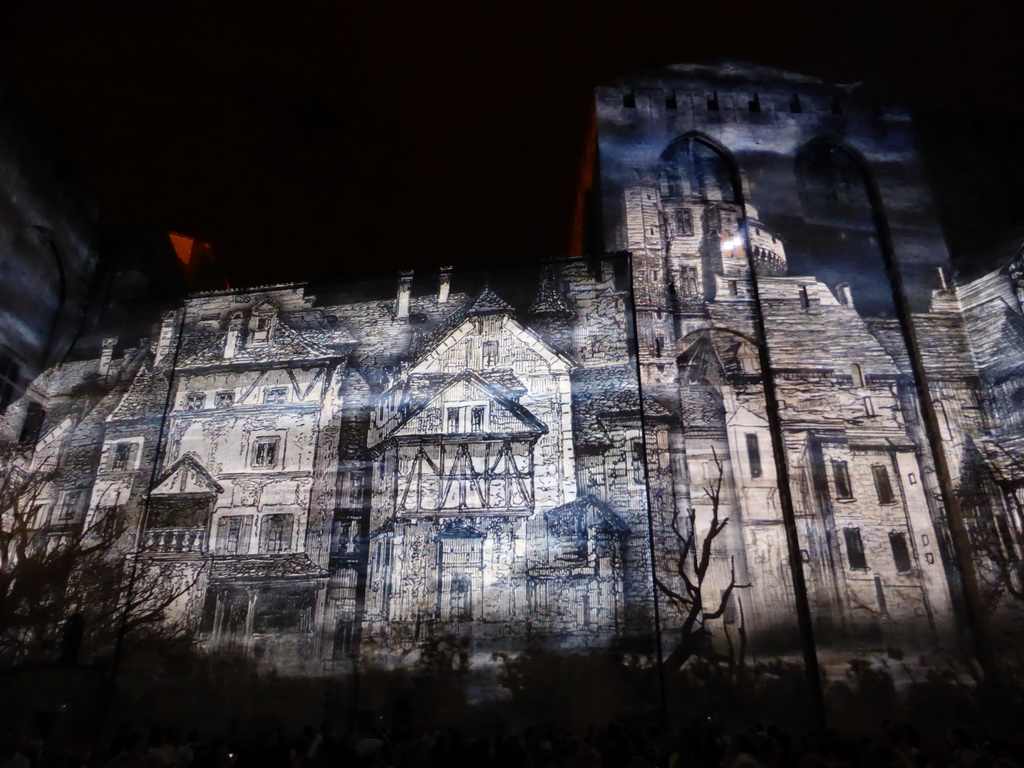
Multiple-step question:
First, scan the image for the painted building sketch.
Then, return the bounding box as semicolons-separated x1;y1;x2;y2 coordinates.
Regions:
5;63;1024;705
1;258;652;673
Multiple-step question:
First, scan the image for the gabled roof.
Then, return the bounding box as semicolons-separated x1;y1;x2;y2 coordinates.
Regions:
371;370;547;448
177;314;353;368
545;495;630;537
437;518;487;539
210;553;329;581
152;452;224;495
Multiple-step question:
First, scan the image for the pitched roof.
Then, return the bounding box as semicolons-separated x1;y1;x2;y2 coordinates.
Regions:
545;494;630;537
210;553;329;581
151;452;224;495
466;286;515;316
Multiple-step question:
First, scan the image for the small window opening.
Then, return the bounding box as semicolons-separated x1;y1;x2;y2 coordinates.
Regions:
833;460;852;499
631;440;645;484
112;443;132;472
707;91;719;111
252;437;281;468
830;93;843;115
799;286;810;310
844;527;867;569
873;464;895;504
666;93;677;110
789;93;803;113
623;90;635;108
19;401;45;445
471;406;485;432
851;363;865;388
728;280;738;296
746;433;763;478
889;531;912;572
748;93;761;113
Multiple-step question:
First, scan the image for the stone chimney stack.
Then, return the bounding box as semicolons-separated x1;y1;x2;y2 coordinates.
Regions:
396;270;413;319
98;337;118;379
438;266;452;304
224;311;245;359
154;311;179;367
837;283;854;308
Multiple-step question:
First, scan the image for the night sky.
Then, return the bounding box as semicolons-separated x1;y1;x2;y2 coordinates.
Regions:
2;0;1024;288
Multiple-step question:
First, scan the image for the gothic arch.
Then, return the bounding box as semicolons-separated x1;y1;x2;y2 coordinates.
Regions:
795;138;880;230
659;132;743;204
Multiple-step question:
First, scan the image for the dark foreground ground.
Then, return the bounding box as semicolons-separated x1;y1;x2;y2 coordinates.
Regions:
3;715;1023;768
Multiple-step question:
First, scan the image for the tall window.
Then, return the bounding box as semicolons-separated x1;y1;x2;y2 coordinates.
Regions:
447;407;460;433
844;527;867;569
889;531;912;572
631;440;646;484
216;515;253;555
449;575;472;622
745;433;763;478
251;437;281;468
19;401;45;445
482;341;499;367
873;464;895;504
674;208;693;236
260;514;293;554
471;406;485;432
59;490;83;522
832;460;853;499
112;442;132;471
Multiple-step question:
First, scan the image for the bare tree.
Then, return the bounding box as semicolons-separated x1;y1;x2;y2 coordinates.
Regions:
964;441;1024;608
654;447;749;671
0;441;201;667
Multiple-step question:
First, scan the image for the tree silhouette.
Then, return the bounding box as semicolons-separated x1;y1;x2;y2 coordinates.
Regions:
0;440;201;667
654;447;749;671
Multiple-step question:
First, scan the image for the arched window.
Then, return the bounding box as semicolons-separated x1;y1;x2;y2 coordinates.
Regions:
660;135;739;203
795;140;875;229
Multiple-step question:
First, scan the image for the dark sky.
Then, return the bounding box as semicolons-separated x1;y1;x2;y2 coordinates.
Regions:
2;0;1023;288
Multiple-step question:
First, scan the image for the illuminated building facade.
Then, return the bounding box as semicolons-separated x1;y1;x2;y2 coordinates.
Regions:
6;62;1024;687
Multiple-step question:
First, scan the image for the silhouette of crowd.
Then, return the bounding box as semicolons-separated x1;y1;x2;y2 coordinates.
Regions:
3;716;1024;768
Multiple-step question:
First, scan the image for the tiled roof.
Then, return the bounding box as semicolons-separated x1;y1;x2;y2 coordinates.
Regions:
545;494;630;537
210;553;329;581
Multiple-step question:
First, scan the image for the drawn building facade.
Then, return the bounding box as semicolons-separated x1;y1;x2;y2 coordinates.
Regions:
8;62;1024;683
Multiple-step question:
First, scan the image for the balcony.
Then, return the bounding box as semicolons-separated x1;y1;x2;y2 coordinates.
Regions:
142;527;207;553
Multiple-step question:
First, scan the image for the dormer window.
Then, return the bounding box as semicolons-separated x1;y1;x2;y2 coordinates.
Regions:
248;303;279;344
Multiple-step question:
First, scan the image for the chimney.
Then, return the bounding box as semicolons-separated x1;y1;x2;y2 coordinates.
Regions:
837;283;854;308
396;270;413;319
438;266;452;304
154;311;179;367
224;311;245;358
98;337;118;379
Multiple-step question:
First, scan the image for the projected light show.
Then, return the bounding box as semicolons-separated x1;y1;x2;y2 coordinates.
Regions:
4;61;1024;740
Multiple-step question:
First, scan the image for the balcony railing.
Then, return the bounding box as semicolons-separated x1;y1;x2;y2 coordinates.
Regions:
142;527;207;553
